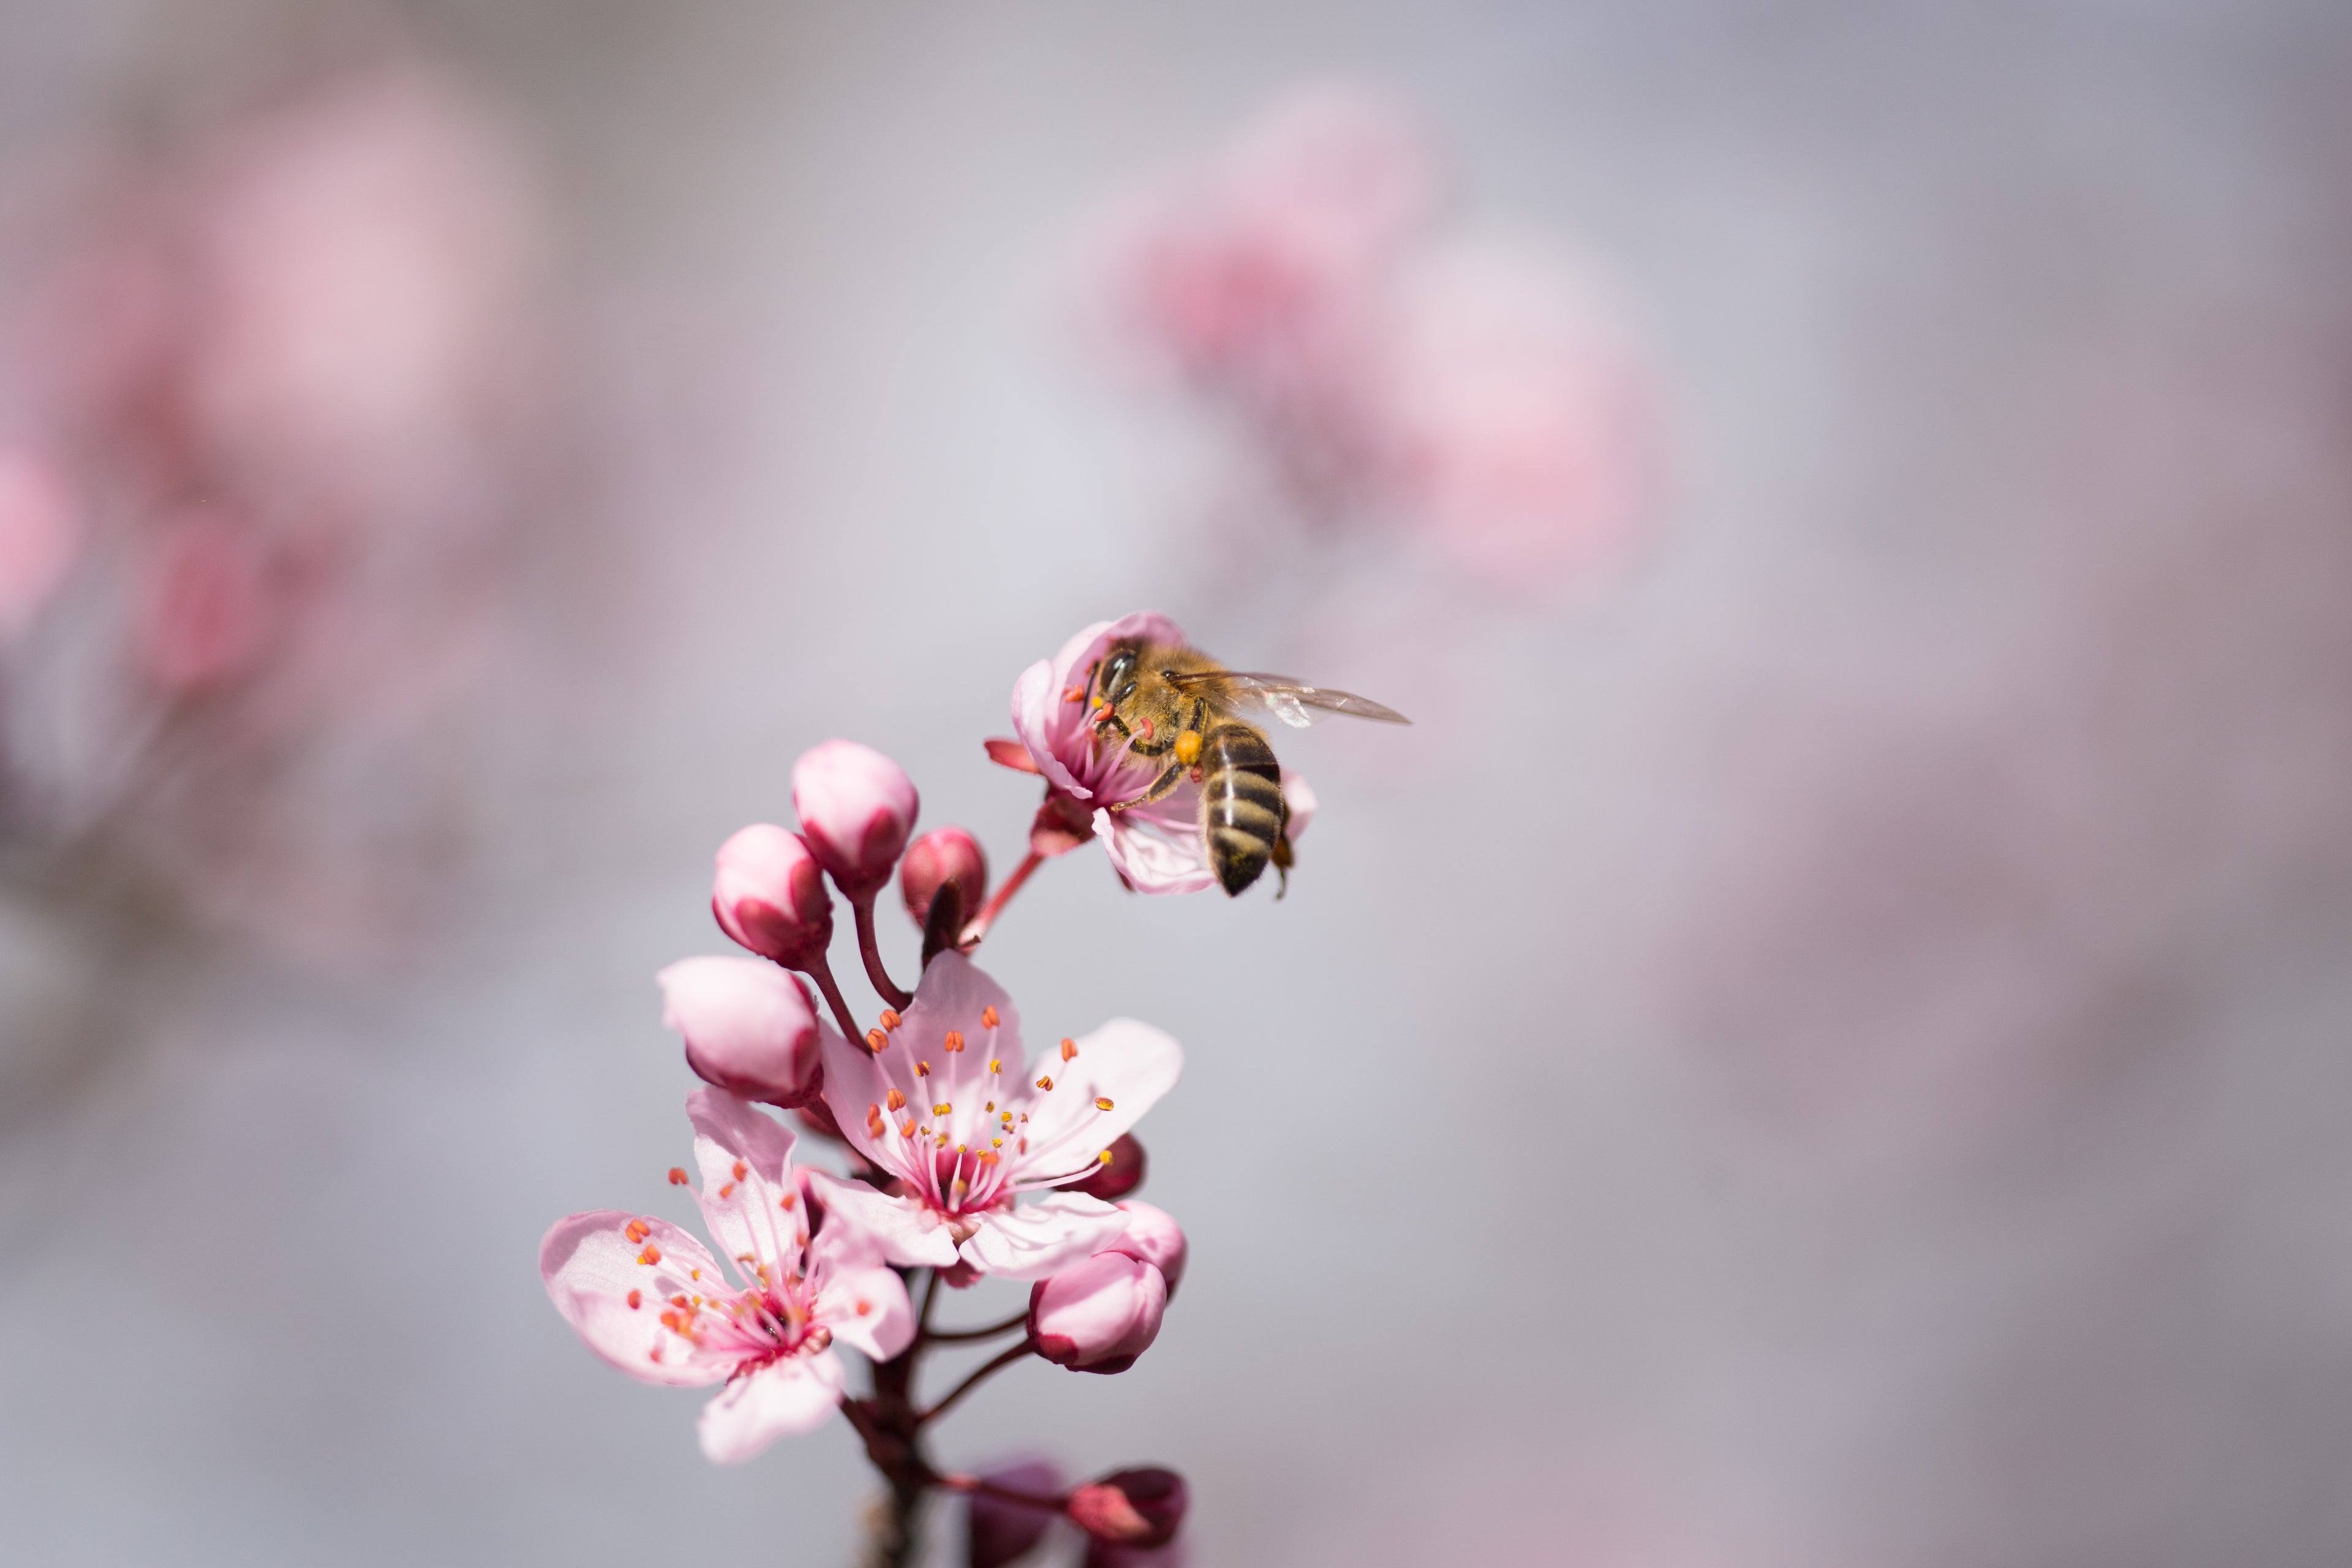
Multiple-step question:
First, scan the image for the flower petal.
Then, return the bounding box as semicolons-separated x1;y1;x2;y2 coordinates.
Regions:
1012;612;1192;800
809;1232;917;1361
962;1191;1130;1280
805;1171;959;1268
685;1089;805;1284
1020;1016;1183;1170
696;1352;845;1463
540;1210;731;1387
1096;807;1218;896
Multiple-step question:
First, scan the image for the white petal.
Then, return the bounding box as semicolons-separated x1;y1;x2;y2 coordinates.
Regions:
806;1172;959;1268
960;1192;1130;1281
696;1352;845;1464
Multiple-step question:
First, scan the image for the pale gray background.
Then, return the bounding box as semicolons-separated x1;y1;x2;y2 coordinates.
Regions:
4;2;2351;1564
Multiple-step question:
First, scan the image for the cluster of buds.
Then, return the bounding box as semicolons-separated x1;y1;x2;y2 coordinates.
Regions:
543;614;1395;1564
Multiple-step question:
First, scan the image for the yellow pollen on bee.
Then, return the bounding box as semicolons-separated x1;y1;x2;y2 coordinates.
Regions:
1061;1038;1078;1062
943;1030;965;1053
1095;1097;1115;1112
1175;729;1202;766
981;1006;999;1029
933;1102;952;1116
886;1088;906;1112
1036;1074;1053;1091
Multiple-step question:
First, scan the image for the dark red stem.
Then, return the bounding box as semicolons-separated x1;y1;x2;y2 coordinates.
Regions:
960;849;1044;948
852;892;913;1010
801;952;867;1046
917;1339;1036;1427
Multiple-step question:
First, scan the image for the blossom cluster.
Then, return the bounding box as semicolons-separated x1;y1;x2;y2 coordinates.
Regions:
1075;81;1659;591
542;613;1332;1564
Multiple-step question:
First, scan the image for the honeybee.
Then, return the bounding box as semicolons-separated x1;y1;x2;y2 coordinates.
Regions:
1086;639;1410;897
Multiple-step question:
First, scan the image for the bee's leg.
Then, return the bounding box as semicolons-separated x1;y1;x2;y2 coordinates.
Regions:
1270;833;1294;899
1174;698;1207;767
1106;764;1186;812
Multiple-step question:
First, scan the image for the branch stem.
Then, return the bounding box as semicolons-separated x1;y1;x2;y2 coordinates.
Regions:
918;1340;1035;1427
853;893;913;1009
802;952;867;1046
924;1308;1031;1344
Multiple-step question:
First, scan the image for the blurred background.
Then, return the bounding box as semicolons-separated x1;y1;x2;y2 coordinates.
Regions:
4;1;2351;1564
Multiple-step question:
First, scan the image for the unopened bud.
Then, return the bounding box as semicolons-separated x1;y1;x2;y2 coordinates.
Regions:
1066;1468;1186;1548
1071;1133;1147;1202
1107;1200;1187;1300
901;826;989;927
658;957;823;1108
712;824;834;968
1082;1540;1188;1568
793;739;919;896
965;1459;1062;1568
1028;1252;1166;1374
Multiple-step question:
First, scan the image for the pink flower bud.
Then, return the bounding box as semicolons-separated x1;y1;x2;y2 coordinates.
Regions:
966;1459;1063;1568
793;739;919;896
1071;1133;1147;1202
1107;1200;1187;1300
1028;1251;1167;1374
900;826;989;927
1066;1468;1186;1549
1084;1540;1188;1568
658;957;823;1108
712;824;834;968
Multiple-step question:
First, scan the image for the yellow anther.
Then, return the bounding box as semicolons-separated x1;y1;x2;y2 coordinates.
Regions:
915;1061;930;1077
933;1102;952;1116
981;1006;999;1029
865;1028;888;1054
943;1030;965;1053
1036;1075;1054;1091
886;1088;906;1112
1095;1097;1115;1111
985;1100;995;1112
987;1058;1001;1074
992;1137;1004;1148
1097;1149;1113;1164
880;1008;902;1031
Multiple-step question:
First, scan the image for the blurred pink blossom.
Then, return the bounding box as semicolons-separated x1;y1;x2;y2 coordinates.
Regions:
0;447;78;639
1075;81;1661;592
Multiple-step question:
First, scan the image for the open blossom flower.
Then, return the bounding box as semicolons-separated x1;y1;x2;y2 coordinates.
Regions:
813;951;1182;1280
540;1089;913;1463
1009;610;1319;897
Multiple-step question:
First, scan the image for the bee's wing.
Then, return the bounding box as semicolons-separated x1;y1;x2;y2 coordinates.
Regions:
1166;669;1412;728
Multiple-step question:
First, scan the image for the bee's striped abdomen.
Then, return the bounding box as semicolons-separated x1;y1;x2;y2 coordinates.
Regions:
1199;722;1286;897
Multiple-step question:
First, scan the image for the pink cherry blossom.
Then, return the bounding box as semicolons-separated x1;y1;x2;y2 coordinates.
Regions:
0;447;79;641
1029;1250;1167;1374
1009;611;1218;895
793;739;920;897
660;956;824;1109
812;951;1181;1280
540;1089;913;1464
712;823;835;968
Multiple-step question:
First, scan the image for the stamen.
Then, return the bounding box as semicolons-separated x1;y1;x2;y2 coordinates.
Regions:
1036;1075;1054;1091
867;1104;885;1138
624;1219;650;1244
731;1161;747;1182
648;1345;664;1364
886;1088;906;1112
985;1100;995;1112
865;1028;889;1053
899;1118;916;1138
915;1061;931;1077
933;1102;952;1116
718;1183;736;1200
667;1167;688;1186
780;1192;797;1211
856;1300;873;1316
637;1244;662;1266
627;1289;642;1310
944;1030;965;1054
1095;1098;1115;1112
1098;1149;1114;1164
1061;1038;1078;1062
880;1008;902;1031
988;1058;1001;1074
981;1006;999;1029
991;1137;1004;1149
